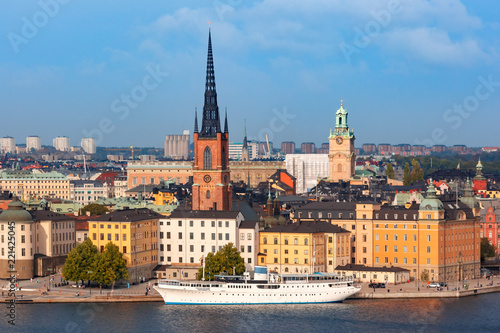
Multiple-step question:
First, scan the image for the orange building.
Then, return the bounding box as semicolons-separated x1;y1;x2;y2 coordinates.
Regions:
191;28;232;211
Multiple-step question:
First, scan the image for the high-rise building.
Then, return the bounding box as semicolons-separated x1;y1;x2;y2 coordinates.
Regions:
281;141;295;155
362;143;377;154
328;101;355;181
192;27;232;211
53;136;70;151
81;137;96;154
26;136;41;152
164;130;190;159
301;142;315;154
0;136;15;154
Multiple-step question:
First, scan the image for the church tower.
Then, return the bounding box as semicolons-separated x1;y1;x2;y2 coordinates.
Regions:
192;27;232;211
241;119;249;162
328;100;355;182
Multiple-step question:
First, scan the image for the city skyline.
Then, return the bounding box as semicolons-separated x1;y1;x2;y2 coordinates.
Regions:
1;1;499;148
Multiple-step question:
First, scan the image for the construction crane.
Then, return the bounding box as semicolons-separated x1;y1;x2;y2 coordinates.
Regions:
103;146;141;158
265;134;271;158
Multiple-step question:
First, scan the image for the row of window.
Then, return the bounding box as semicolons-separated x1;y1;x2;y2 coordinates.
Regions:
159;231;230;241
166;220;233;228
375;257;426;265
93;233;127;241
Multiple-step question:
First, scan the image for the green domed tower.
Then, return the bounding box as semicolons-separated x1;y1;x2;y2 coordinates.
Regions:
419;178;444;220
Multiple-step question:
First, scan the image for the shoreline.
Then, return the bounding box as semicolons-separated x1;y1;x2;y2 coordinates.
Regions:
3;284;500;303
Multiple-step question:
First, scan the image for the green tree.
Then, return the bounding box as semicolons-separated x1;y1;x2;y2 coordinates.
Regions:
481;238;496;262
198;243;245;280
62;238;99;285
92;242;129;288
410;158;424;183
81;203;109;216
420;270;429;282
385;163;395;179
403;162;411;185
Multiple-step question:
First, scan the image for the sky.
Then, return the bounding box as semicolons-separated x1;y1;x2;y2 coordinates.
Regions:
1;0;499;149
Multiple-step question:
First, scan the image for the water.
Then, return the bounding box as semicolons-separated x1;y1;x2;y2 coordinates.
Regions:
2;293;500;332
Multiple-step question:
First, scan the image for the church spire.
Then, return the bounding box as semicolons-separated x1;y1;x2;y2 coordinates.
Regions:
194;107;199;133
200;27;221;137
224;106;228;134
243;119;248;149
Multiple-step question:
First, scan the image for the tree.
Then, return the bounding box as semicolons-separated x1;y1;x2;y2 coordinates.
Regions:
420;270;429;282
385;163;395;179
410;158;424;183
81;203;109;216
403;162;411;185
62;238;99;285
481;238;496;262
198;243;245;280
93;242;129;288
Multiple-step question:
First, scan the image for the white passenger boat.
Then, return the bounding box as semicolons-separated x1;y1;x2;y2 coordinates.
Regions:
154;266;360;305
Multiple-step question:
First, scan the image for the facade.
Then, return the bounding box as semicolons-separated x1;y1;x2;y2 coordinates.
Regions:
229;142;258;160
300;142;315;154
281;141;295;155
0;136;16;154
126;161;192;189
328;101;355;182
0;169;70;200
285;154;328;194
230;161;285;188
70;180;109;205
362;144;377;154
191;28;232;211
81;137;96;154
238;220;259;272
335;264;410;285
0;199;76;279
89;208;162;283
480;199;500;255
26;136;42;152
158;209;245;277
164;131;190;159
258;221;351;274
53;136;70;151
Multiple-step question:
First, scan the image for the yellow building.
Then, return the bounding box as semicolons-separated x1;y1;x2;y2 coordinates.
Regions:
152;188;177;205
258;221;351;274
89;208;162;283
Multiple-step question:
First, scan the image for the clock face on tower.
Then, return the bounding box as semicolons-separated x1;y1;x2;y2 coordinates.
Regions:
336;136;343;145
203;175;211;183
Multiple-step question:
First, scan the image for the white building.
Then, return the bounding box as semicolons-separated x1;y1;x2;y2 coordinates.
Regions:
81;137;96;154
229;141;258;160
158;210;246;271
164;130;190;159
285;154;328;194
70;180;109;205
53;136;70;151
0;136;15;154
113;175;128;198
238;221;259;272
26;136;42;152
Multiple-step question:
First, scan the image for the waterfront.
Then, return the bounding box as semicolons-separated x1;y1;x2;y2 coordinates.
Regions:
2;293;499;332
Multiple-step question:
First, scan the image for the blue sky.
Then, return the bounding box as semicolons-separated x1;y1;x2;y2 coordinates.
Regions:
1;0;499;148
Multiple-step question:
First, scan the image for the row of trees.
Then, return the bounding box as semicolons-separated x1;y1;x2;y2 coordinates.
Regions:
62;239;128;289
402;159;424;185
197;243;246;280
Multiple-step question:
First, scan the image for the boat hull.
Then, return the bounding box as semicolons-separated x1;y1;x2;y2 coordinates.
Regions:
154;281;360;305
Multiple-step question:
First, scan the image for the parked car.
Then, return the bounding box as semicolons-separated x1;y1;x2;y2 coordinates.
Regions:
369;282;386;288
427;282;440;288
439;282;447;287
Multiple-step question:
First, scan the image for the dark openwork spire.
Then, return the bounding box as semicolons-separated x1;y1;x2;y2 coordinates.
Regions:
194;107;199;133
200;28;221;137
224;106;228;134
242;119;248;150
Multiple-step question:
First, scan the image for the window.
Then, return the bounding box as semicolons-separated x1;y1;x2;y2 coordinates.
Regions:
247;246;251;252
212;233;215;240
167;244;171;251
384;257;388;263
294;258;299;264
427;246;431;253
304;250;308;255
274;238;278;245
394;246;398;252
204;146;212;169
167;232;171;239
201;233;205;240
190;245;194;252
178;221;182;227
218;221;222;228
384;234;388;241
115;234;119;241
413;235;417;241
413;258;417;264
427;258;431;265
247;233;252;240
403;246;407;253
375;245;379;252
274;249;278;254
304;238;308;245
206;190;210;199
427;235;431;242
263;237;267;244
22;248;26;256
225;221;229;228
123;246;127;253
190;232;194;240
189;220;194;227
394;234;398;241
384;245;388;252
178;232;183;240
100;233;104;241
225;233;229;240
413;246;417;253
403;234;407;241
241;245;245;253
294;238;298;245
375;257;379;263
160;244;164;251
21;235;25;243
362;235;367;242
211;221;215;227
375;234;379;240
241;233;245;240
93;233;96;240
403;257;407;264
218;233;222;240
179;245;183;252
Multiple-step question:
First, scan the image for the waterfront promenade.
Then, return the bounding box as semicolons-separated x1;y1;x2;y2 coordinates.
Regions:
2;273;500;303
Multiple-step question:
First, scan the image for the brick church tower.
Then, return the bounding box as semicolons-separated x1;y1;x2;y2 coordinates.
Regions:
192;28;232;211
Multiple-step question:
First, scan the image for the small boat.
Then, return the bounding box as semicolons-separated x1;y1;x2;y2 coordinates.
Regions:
154;266;360;305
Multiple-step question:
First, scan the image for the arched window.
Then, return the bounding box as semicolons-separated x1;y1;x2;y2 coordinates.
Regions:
337;163;342;172
294;238;298;245
339;116;342;125
263;237;267;244
274;237;278;245
204;146;212;169
206;190;210;199
284;238;288;245
285;267;289;273
304;238;308;245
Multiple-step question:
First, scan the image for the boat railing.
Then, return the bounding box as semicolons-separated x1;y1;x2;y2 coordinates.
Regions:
158;279;181;286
